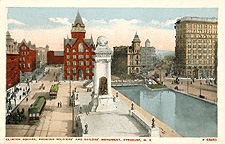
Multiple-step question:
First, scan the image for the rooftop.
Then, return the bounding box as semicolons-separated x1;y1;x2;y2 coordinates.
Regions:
176;17;217;24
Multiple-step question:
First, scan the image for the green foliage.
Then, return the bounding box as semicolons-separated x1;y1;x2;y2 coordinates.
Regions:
148;84;163;89
164;55;175;61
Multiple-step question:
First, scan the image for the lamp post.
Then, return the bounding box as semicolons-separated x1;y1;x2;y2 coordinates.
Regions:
200;79;202;97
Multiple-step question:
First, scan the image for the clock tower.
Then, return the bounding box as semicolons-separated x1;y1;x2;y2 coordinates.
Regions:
71;12;86;39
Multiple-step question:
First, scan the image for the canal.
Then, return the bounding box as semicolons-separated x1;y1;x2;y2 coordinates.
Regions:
114;85;217;137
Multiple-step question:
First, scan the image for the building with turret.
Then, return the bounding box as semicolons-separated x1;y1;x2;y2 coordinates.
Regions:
63;12;96;81
127;32;141;74
140;39;156;73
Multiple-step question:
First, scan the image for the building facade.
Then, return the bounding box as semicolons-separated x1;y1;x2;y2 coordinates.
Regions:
127;32;141;75
18;40;36;73
6;31;20;89
175;17;218;78
63;12;95;81
140;39;156;73
36;45;49;68
47;51;64;65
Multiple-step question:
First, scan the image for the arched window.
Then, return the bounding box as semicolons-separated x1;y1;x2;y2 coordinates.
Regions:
78;43;84;52
67;48;69;53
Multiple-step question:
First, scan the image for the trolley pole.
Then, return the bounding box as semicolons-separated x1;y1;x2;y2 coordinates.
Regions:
71;80;75;133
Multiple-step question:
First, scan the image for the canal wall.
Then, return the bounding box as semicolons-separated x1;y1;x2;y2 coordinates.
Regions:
112;88;182;137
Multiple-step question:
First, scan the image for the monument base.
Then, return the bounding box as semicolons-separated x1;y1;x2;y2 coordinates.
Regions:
96;95;116;112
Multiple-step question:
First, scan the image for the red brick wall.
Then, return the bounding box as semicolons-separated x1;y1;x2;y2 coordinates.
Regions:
47;51;64;64
7;54;20;89
18;43;36;72
64;38;95;81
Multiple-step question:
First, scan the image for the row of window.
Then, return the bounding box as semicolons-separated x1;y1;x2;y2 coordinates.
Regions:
187;60;213;65
19;63;30;69
188;40;216;44
188;45;216;49
21;46;27;50
19;57;26;62
66;43;95;53
66;61;94;66
187;30;217;34
66;75;93;80
188;50;214;54
187;24;217;29
66;68;94;74
21;52;29;56
188;55;213;59
66;55;94;59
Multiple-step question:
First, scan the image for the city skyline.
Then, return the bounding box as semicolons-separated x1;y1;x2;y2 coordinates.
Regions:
7;8;217;51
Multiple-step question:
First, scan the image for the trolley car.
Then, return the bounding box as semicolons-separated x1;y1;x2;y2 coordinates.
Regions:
28;96;46;122
49;84;59;99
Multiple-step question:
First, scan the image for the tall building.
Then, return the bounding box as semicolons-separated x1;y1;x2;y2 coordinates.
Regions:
6;31;20;89
175;17;218;78
47;50;64;65
127;32;141;74
64;12;95;81
140;39;156;73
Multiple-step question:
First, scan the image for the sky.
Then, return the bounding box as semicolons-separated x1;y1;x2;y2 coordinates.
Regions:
7;8;218;51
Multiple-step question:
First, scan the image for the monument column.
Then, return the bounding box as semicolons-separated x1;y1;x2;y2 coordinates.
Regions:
107;59;112;96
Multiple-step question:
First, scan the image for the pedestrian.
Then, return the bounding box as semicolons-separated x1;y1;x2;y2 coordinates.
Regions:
58;102;60;107
131;101;134;110
26;97;28;102
84;123;88;134
116;91;118;97
113;95;115;102
60;101;62;107
152;116;155;128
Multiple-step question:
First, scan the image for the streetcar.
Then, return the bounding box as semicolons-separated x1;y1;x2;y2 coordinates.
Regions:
28;96;46;122
49;84;59;99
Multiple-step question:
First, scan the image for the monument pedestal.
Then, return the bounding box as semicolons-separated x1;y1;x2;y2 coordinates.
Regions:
96;95;116;112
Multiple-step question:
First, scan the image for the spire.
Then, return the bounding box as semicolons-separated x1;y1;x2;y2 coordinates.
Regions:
90;34;94;45
6;31;11;39
132;31;141;43
74;12;85;26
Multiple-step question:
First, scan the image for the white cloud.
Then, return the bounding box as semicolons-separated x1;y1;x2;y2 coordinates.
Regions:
10;17;176;51
48;17;70;25
8;18;25;25
149;17;180;28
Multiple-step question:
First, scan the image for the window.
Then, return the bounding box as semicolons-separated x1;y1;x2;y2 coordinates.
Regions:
92;68;94;73
23;64;25;68
24;47;26;50
204;60;207;64
67;61;70;66
28;63;30;68
73;61;76;66
78;43;84;52
23;57;25;61
19;58;21;62
199;60;202;64
67;48;69;53
86;68;89;73
24;52;26;55
86;61;89;66
78;55;84;59
86;55;89;59
67;68;70;73
73;75;76;80
91;55;95;58
21;52;23;56
72;55;76;59
72;68;76;73
66;55;70;59
19;64;21;69
67;76;70;80
86;49;89;52
79;61;84;66
92;61;95;66
27;52;29;55
72;49;75;53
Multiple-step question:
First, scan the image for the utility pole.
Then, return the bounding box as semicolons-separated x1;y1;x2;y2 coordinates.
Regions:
71;80;75;133
187;74;189;93
200;80;202;97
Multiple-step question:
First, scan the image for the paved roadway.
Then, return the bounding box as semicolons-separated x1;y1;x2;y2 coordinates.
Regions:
6;66;149;137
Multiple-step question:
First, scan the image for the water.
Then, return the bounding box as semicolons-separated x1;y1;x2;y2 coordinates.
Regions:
114;86;217;137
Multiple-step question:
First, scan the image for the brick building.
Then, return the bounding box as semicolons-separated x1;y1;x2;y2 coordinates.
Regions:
6;54;20;89
63;12;95;81
47;51;64;65
18;40;36;72
175;17;218;78
6;31;20;89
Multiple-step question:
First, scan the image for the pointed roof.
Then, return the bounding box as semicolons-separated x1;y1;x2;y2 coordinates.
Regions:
132;32;141;43
74;12;85;26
